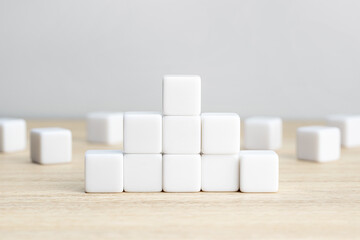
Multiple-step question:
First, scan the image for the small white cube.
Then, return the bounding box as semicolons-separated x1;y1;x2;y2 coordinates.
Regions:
0;118;26;153
239;150;279;193
201;154;239;192
163;75;201;116
86;112;123;145
244;117;282;150
296;126;341;162
123;112;162;154
30;128;72;164
326;115;360;148
85;150;123;193
163;116;201;154
163;154;201;192
124;154;162;192
201;113;240;154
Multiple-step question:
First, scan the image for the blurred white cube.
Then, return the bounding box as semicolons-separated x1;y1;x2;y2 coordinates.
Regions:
244;117;282;150
0;118;26;152
87;112;123;145
326;115;360;148
296;126;340;162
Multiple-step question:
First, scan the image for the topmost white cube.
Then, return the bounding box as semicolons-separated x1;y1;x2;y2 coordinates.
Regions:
163;75;201;116
326;114;360;148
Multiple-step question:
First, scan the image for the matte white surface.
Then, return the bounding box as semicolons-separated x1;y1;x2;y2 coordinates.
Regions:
0;118;26;152
244;117;282;150
201;154;239;192
85;150;123;193
86;112;123;145
163;75;201;116
296;126;341;162
326;115;360;148
30;128;72;164
239;150;279;193
123;112;162;154
124;154;162;192
163;154;201;192
201;113;240;154
163;116;201;154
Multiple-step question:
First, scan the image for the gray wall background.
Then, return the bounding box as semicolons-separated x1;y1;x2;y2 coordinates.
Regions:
1;0;359;119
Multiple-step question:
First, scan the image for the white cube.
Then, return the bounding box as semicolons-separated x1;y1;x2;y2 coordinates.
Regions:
0;118;26;153
86;112;123;145
239;150;279;193
124;154;162;192
244;117;282;150
85;150;123;193
163;116;201;154
201;113;240;154
326;115;360;148
201;154;239;192
30;128;72;164
163;75;201;116
163;154;201;192
296;126;341;162
123;112;162;153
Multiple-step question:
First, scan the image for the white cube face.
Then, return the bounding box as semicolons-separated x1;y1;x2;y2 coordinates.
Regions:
201;154;239;192
163;154;201;192
123;112;162;153
30;128;72;164
244;117;282;150
239;151;279;193
87;112;123;145
85;150;123;193
296;126;340;162
0;118;26;153
163;116;201;154
326;115;360;148
124;154;162;192
201;113;240;154
163;75;201;116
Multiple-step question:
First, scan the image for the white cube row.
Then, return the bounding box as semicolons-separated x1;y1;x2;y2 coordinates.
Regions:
85;150;279;193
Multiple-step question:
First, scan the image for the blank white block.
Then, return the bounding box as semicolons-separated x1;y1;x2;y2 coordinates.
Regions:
0;118;26;153
244;117;282;150
163;116;201;154
31;128;72;164
85;150;123;193
296;126;340;162
239;151;279;193
123;112;162;153
201;113;240;154
201;154;239;192
124;154;162;192
163;154;201;192
163;75;201;116
326;115;360;148
86;112;123;145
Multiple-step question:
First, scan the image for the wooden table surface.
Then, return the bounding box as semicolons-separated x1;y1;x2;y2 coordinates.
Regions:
1;120;360;239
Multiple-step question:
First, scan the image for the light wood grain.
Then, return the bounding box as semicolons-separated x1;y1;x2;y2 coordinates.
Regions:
0;120;359;239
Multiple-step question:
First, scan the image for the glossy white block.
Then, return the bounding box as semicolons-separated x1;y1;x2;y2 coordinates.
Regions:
201;113;240;154
85;150;123;193
239;151;279;193
123;112;162;153
326;115;360;148
163;154;201;192
124;154;162;192
31;128;72;164
0;118;26;153
86;112;123;145
296;126;340;162
163;116;201;154
163;75;201;116
244;117;282;150
201;154;239;192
